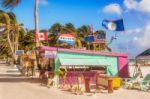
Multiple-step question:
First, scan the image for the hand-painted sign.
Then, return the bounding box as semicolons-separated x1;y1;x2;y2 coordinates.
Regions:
15;50;24;55
0;27;5;32
44;51;57;58
58;33;75;45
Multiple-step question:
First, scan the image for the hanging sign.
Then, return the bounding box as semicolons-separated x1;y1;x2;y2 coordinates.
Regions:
58;33;75;45
15;50;24;55
44;51;57;58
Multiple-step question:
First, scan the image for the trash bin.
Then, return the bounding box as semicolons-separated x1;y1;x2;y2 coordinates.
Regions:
96;75;122;89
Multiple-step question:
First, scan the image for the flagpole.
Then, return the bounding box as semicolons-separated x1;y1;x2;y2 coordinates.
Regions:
122;18;128;55
35;0;39;46
34;0;40;71
122;18;130;77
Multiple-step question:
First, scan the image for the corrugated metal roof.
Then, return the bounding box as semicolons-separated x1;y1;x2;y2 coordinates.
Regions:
39;46;128;57
137;48;150;58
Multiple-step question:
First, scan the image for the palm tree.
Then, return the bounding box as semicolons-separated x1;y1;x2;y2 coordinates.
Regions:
0;35;11;59
63;23;76;33
1;0;39;40
1;0;40;66
1;0;39;43
77;25;91;49
20;30;35;52
49;23;62;33
0;10;25;63
34;0;39;43
1;0;20;10
48;23;62;46
0;11;14;60
48;22;80;48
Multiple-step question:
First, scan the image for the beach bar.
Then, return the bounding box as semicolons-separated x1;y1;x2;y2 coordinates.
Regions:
39;46;129;86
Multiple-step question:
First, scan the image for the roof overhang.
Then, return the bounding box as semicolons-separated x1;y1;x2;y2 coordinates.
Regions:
59;58;110;67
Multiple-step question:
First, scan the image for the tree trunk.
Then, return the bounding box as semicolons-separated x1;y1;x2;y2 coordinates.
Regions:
34;0;40;68
77;39;82;49
3;13;16;64
7;30;16;62
35;0;39;35
14;25;19;63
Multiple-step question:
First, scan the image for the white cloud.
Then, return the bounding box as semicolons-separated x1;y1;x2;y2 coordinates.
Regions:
124;0;138;10
121;23;150;58
103;3;122;15
127;22;150;48
139;0;150;13
126;28;142;35
39;0;48;5
136;23;150;47
124;0;150;13
133;36;138;41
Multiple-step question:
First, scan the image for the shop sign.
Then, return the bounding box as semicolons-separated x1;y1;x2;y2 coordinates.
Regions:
15;50;24;55
44;51;57;58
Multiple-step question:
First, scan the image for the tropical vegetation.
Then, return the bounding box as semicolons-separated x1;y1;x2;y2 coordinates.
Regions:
0;0;112;62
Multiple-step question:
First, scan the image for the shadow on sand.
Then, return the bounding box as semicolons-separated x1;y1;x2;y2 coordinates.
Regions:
0;75;41;84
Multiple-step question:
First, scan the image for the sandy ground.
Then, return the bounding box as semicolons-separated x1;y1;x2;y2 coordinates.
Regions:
0;64;150;99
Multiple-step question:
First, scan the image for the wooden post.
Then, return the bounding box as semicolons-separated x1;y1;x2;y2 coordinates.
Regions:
85;77;90;92
108;79;113;93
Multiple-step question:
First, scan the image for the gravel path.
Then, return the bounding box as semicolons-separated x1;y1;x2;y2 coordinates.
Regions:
0;64;150;99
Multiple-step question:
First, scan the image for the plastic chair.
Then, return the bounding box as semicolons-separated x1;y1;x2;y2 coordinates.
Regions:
133;74;150;91
123;73;141;88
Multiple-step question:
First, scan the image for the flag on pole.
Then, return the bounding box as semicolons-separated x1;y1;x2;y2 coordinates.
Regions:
90;25;94;35
85;35;95;43
36;32;48;42
102;19;124;31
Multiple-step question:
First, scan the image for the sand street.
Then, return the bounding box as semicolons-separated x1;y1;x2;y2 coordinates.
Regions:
0;64;150;99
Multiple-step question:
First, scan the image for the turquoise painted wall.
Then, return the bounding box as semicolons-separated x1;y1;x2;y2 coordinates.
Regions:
55;51;118;76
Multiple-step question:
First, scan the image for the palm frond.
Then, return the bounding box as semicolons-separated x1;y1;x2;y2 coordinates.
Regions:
1;0;20;9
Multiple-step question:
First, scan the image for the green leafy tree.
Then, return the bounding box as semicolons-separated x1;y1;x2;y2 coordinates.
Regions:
1;0;20;10
1;0;41;66
48;23;62;46
19;30;35;52
77;25;91;49
0;10;25;63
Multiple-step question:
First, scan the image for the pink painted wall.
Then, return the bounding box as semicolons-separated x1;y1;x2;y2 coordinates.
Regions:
118;57;129;78
59;71;104;85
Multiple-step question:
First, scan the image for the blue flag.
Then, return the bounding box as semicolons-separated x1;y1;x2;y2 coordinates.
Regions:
85;35;95;43
102;19;124;31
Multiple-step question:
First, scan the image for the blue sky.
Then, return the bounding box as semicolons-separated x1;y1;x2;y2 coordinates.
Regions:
1;0;150;58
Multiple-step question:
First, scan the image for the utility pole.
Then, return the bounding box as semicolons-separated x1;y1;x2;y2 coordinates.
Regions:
34;0;40;70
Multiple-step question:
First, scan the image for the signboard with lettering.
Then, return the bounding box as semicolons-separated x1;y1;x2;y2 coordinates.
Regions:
15;50;24;55
44;51;57;58
58;33;75;46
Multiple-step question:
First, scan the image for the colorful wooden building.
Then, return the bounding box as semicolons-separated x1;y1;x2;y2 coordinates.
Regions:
39;46;129;85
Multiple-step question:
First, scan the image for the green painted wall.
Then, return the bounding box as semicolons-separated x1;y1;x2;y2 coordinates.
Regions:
55;51;118;76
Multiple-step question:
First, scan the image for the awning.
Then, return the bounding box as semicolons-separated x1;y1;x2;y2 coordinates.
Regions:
59;58;110;66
